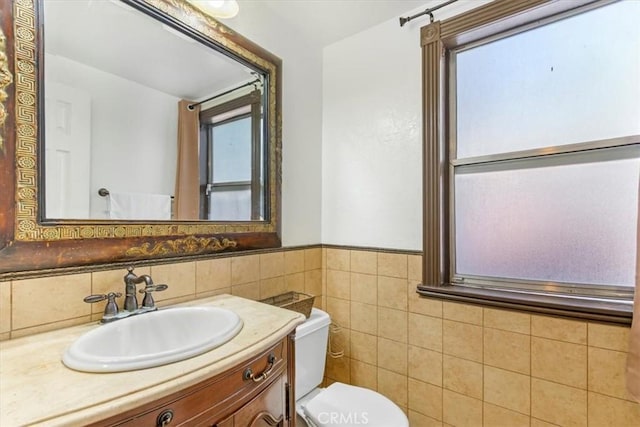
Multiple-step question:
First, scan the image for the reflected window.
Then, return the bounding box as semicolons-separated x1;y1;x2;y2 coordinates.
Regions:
199;90;263;220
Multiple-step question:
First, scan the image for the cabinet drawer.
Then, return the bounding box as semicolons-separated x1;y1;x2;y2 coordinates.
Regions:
232;376;285;427
93;339;287;427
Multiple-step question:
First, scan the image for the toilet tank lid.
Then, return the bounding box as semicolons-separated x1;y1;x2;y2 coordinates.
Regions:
294;308;330;340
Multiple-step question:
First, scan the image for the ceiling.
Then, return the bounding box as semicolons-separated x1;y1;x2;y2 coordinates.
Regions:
45;0;255;101
239;0;430;47
43;0;433;100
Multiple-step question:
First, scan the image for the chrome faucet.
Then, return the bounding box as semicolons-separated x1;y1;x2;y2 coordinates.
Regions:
84;266;168;323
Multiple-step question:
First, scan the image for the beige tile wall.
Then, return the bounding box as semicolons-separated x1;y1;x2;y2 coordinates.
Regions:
1;245;639;426
0;248;322;340
321;247;640;427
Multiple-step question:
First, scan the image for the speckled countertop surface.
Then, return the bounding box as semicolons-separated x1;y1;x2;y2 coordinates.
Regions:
0;294;306;426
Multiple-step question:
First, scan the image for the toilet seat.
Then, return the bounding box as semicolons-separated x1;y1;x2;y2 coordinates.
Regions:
301;382;409;427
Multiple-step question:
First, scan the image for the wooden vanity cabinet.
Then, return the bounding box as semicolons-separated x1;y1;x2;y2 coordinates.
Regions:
217;376;286;427
90;334;295;427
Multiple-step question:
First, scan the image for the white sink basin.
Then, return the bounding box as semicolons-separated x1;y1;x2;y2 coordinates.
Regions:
62;306;243;373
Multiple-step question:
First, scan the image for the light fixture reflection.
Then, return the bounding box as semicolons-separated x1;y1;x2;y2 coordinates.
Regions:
186;0;239;19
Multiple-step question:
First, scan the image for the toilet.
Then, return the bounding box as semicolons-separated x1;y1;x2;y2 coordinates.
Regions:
294;308;409;427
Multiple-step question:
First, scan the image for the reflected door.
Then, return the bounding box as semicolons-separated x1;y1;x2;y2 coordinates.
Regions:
44;81;91;218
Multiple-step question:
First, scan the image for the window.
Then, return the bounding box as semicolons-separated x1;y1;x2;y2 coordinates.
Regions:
199;91;263;221
419;0;640;320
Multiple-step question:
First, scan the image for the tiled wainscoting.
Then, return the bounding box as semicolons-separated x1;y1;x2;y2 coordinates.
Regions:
0;247;323;340
320;247;640;427
1;245;639;426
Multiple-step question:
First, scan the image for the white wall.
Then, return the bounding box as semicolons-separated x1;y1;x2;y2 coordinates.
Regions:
321;0;492;250
226;1;494;249
226;4;323;246
45;54;178;219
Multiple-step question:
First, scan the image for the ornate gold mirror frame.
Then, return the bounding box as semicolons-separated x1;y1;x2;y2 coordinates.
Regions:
0;0;282;276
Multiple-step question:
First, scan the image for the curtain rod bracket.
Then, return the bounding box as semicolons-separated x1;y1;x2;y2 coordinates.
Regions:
399;0;457;27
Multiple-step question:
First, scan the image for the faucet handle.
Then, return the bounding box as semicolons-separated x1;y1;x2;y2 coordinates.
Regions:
84;292;122;303
84;294;107;304
138;284;168;293
84;292;122;320
139;284;168;309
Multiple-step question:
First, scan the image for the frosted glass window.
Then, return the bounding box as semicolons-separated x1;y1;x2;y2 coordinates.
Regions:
212;117;251;182
455;0;640;159
454;147;640;287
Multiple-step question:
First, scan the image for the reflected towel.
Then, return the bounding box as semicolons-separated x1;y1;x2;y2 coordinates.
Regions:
108;192;172;220
627;179;640;402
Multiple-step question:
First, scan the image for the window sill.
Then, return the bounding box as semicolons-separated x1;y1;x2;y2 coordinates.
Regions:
416;284;633;325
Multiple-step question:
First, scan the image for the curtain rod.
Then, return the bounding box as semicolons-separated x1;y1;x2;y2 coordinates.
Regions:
399;0;458;27
187;78;261;111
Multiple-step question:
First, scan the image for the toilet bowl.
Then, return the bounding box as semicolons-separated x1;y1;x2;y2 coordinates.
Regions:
294;308;409;427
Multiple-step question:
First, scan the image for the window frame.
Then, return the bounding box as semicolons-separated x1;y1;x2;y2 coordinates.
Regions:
417;0;636;324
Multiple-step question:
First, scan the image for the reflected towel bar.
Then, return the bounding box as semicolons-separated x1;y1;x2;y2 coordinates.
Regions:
98;188;174;199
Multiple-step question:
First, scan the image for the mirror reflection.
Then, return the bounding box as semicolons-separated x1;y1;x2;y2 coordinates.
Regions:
43;0;267;221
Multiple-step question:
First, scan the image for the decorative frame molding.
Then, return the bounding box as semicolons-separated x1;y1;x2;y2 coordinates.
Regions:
125;235;237;257
12;0;39;241
0;25;12;153
0;0;282;274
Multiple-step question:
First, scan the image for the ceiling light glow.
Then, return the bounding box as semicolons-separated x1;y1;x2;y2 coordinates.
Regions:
186;0;239;19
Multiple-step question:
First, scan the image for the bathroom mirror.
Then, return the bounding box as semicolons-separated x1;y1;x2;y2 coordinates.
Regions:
43;0;267;222
0;0;282;274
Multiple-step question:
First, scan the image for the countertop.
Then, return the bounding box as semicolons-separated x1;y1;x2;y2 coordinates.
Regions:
0;294;306;426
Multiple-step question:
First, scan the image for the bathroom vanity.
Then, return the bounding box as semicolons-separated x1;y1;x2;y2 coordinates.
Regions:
0;295;305;426
93;338;289;426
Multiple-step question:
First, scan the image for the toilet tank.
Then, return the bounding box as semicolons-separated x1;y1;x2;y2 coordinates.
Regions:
293;308;331;400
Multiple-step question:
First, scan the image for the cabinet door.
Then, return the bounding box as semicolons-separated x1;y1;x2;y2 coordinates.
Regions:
233;376;286;427
214;417;234;427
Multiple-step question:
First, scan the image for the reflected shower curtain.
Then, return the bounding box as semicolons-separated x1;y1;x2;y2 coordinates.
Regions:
174;100;200;220
627;178;640;402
